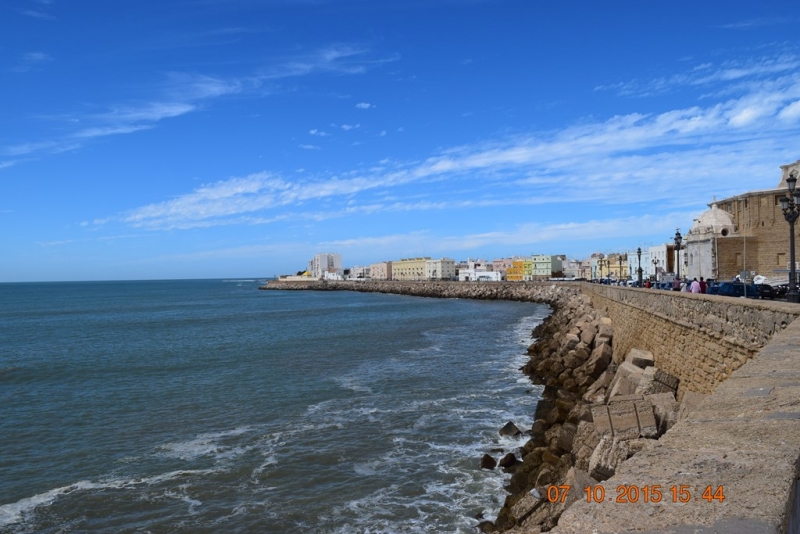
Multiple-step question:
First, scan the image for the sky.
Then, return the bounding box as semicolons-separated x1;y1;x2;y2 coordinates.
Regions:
4;0;800;281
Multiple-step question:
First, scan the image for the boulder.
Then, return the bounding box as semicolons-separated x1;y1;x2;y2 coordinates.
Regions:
571;421;600;471
499;421;522;437
605;362;645;402
625;348;654;369
481;454;497;470
576;343;613;379
556;422;578;452
635;366;680;395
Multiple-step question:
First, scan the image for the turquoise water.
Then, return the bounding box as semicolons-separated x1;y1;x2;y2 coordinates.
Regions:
0;280;548;533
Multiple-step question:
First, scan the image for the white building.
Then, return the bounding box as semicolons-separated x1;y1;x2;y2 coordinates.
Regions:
459;269;502;282
349;265;370;280
626;248;651;280
309;252;342;279
684;204;737;281
425;258;456;280
648;245;670;281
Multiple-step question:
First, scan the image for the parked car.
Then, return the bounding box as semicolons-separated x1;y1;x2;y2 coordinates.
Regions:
706;281;721;295
717;282;746;298
749;283;776;300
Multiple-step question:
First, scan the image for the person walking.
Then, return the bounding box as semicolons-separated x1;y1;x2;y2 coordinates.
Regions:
699;277;707;294
690;277;701;293
672;278;680;291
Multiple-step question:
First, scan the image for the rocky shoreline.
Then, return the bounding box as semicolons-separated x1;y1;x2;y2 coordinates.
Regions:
260;281;689;532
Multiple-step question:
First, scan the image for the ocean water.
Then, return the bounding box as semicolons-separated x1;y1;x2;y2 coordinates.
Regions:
0;280;549;533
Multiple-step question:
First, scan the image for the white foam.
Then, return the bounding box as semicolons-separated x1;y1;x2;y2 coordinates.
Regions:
155;427;251;461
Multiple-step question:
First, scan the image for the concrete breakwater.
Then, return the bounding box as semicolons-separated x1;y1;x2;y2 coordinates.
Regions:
261;280;800;532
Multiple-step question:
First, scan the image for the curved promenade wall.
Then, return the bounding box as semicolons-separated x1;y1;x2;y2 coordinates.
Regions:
579;283;799;399
264;280;800;532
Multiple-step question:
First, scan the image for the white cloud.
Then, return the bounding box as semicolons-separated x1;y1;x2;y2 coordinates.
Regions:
340;124;360;131
309;129;330;137
299;144;321;150
355;102;374;109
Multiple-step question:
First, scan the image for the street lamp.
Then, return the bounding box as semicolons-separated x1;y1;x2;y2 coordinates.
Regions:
618;256;623;283
598;259;605;281
780;171;800;303
652;258;659;281
674;229;683;280
637;247;643;287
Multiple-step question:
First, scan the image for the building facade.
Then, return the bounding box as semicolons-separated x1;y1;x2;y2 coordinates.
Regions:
425;258;456;280
392;257;430;281
370;261;392;281
532;254;563;279
309;252;342;279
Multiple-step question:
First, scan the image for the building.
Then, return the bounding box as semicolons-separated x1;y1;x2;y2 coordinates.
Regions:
532;254;564;279
309;252;342;279
349;265;370;280
507;257;533;281
370;261;392;281
492;258;513;280
425;258;456;280
392;257;430;281
459;269;502;281
688;159;800;281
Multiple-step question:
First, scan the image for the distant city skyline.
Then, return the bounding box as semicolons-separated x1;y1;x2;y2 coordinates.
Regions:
4;1;800;281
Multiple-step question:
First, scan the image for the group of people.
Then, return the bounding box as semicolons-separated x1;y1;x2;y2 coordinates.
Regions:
641;277;709;293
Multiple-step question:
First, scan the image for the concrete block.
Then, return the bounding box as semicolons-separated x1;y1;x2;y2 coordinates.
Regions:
654;367;680;390
557;423;578;452
678;390;710;422
626;348;654;368
634;400;658;438
606;362;644;402
590;405;612;437
607;401;640;440
588;436;628;481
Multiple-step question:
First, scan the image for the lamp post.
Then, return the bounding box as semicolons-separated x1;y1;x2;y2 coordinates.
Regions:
598;259;605;281
780;171;800;303
637;247;643;287
652;258;659;282
618;256;623;283
674;229;683;280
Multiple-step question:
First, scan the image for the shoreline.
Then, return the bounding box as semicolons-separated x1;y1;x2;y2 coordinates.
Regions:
261;280;618;532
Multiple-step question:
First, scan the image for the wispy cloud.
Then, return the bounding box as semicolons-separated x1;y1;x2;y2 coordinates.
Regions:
299;144;321;150
309;129;330;136
355;102;374;109
110;62;800;232
11;51;53;72
19;9;55;20
596;48;800;97
4;44;391;161
340;124;360;131
719;17;790;30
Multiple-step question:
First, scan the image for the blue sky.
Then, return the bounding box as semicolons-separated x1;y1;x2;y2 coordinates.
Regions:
4;0;800;281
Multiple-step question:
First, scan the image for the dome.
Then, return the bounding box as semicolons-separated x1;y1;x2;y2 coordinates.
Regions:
686;204;736;241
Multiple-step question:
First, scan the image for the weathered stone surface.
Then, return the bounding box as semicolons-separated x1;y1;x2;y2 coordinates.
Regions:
571;421;600;471
605;362;644;401
678;390;710;421
590;405;612;437
588;436;628;480
634;400;658;438
607;401;640;440
510;493;544;526
625;348;654;368
646;392;679;435
556;422;578;452
566;403;592;425
563;333;580;350
481;454;497;470
579;324;597;346
576;343;612;379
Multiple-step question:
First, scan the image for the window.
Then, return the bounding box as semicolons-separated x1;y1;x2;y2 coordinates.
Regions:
735;253;742;267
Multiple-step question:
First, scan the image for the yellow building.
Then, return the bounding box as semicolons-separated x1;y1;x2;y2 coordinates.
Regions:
392;257;430;280
606;253;629;280
506;258;534;281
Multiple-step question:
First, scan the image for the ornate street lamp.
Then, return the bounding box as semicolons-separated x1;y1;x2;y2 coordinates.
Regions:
652;258;659;281
618;256;623;283
674;229;683;280
780;171;800;302
637;247;643;287
598;259;605;281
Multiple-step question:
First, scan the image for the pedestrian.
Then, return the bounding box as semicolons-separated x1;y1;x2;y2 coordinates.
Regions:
672;278;680;291
690;277;701;293
699;277;707;294
644;279;651;289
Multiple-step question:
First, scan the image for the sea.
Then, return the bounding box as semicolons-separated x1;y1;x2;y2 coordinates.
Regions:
0;280;550;533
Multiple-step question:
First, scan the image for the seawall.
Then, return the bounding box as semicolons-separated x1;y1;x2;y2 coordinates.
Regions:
262;280;800;532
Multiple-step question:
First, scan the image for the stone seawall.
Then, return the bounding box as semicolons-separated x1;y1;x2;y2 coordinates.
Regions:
579;283;800;399
262;280;800;532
